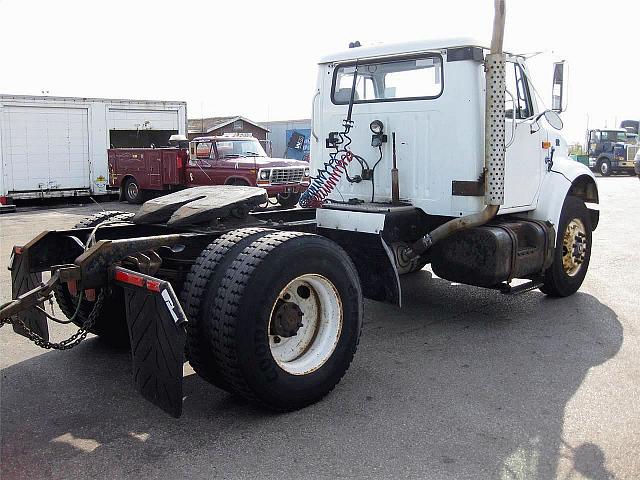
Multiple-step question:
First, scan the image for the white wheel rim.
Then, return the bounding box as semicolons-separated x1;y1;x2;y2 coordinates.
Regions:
601;163;608;174
268;274;342;375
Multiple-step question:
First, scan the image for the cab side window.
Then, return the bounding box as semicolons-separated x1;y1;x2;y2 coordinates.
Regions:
505;62;533;119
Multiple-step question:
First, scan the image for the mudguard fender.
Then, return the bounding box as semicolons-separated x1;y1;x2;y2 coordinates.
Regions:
113;267;187;418
525;156;599;239
319;229;401;306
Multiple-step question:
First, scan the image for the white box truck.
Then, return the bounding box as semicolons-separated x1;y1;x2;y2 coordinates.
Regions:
0;95;187;203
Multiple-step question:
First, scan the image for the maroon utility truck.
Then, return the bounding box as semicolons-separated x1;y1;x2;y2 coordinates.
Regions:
108;134;310;208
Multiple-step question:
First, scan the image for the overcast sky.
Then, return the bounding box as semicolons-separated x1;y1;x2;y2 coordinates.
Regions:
1;0;638;143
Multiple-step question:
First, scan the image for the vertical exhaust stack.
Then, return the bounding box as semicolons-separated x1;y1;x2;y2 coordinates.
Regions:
484;0;507;207
406;0;507;258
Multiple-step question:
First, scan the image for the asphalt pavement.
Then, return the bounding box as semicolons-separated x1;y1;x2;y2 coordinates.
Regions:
1;178;638;479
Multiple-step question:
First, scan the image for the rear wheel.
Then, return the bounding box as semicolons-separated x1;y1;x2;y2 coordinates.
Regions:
181;227;275;391
276;192;301;209
53;211;134;345
598;158;612;177
540;196;592;297
124;178;143;204
204;231;363;411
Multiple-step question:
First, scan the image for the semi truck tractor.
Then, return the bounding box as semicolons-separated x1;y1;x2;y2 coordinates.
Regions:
586;128;637;176
1;0;599;417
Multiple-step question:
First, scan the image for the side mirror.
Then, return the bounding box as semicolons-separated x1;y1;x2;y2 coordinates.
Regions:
552;61;567;113
544;110;563;130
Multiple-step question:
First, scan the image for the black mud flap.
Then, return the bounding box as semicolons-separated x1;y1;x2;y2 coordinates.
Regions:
114;267;187;418
9;247;49;341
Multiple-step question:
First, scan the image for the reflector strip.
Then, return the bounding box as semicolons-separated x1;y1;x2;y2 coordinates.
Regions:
146;280;161;292
115;270;145;287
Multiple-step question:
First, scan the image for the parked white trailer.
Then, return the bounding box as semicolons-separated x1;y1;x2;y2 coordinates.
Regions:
0;95;187;201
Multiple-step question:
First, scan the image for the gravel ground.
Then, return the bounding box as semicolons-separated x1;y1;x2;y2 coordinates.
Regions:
1;178;638;479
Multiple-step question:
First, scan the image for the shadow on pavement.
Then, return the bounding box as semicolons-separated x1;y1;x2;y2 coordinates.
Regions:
0;270;623;479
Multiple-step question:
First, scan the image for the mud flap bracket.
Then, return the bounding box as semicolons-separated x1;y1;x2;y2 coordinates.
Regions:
114;267;187;418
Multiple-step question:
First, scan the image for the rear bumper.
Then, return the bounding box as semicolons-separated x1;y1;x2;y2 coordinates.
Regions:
3;250;188;418
8;188;92;200
612;160;635;169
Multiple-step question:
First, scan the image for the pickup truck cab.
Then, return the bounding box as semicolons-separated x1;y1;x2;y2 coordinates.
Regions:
188;134;309;208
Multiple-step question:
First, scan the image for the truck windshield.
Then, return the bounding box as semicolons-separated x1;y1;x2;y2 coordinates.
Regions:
215;140;267;158
600;131;627;142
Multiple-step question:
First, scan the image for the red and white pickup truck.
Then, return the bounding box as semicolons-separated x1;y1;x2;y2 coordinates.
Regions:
108;134;309;208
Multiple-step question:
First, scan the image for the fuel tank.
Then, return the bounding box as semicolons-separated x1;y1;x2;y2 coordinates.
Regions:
431;219;555;288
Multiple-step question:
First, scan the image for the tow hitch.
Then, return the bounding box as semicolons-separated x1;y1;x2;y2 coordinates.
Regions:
1;247;106;350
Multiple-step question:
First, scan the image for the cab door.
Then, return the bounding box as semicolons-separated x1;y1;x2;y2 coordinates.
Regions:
185;140;216;186
502;60;544;209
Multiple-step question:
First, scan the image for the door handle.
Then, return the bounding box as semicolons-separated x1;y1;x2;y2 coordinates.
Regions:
311;90;320;142
505;89;516;149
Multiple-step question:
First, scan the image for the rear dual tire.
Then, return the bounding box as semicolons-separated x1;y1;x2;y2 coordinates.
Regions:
181;228;276;391
53;211;134;346
183;229;363;410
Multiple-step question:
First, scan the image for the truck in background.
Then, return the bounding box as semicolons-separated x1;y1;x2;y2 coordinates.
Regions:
586;128;637;176
108;133;310;207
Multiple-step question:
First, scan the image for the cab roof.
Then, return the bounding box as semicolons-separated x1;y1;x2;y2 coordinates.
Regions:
319;37;488;64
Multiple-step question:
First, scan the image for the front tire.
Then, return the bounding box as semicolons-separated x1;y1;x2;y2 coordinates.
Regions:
276;192;301;209
204;231;363;411
540;196;592;297
598;159;612;177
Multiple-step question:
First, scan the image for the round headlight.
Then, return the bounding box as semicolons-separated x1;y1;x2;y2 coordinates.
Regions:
304;167;310;177
259;169;270;180
370;120;384;134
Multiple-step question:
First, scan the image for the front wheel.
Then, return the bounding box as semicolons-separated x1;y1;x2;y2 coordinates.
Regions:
598;159;612;177
204;231;363;411
540;196;592;297
276;192;301;209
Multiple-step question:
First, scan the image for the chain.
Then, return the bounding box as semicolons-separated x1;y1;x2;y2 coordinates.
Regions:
2;290;105;350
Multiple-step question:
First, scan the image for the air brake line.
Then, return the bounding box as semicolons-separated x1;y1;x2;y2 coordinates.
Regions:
299;63;372;208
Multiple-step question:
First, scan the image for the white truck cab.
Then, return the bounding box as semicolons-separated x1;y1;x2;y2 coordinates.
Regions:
310;38;595;219
305;35;598;301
